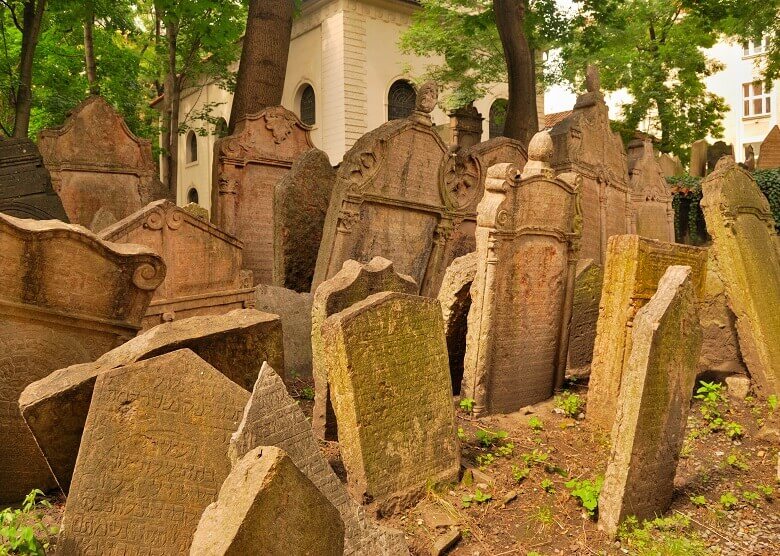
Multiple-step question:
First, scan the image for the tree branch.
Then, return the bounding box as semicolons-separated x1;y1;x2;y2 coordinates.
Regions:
0;0;23;32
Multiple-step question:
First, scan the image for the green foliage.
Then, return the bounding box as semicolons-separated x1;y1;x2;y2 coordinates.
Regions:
540;478;555;493
689;495;707;507
461;489;491;508
0;489;58;555
757;484;774;500
564;476;603;518
298;386;314;401
742;490;761;506
769;394;779;413
719;491;738;510
724;421;744;440
475;453;495;468
726;452;748;471
511;465;530;483
457;427;467;441
459;397;475;414
754;169;780;233
617;514;708;556
493;442;514;458
474;428;508;448
554;390;583;418
528;416;544;431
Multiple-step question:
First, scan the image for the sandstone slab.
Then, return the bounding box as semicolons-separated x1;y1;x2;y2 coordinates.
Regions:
758;125;780;169
628;139;675;242
254;284;313;378
699;254;745;375
567;259;603;373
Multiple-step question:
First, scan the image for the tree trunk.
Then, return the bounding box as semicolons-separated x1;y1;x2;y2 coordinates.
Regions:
493;0;538;146
83;12;99;95
13;0;46;138
228;0;293;133
161;17;179;198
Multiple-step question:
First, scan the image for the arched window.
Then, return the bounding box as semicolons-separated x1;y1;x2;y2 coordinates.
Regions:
489;99;508;139
214;118;228;138
387;80;416;121
187;187;199;204
299;85;316;126
186;131;198;163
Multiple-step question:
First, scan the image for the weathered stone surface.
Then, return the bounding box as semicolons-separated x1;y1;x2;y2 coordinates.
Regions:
437;252;477;395
20;309;282;492
312;257;417;440
656;153;684;177
462;134;581;416
38;96;166;231
758;125;780;169
690;139;708;177
567;259;603;373
628;139;675;242
707;141;734;175
58;349;249;555
273;148;336;292
212;106;315;285
0;138;68;221
459;137;528;190
700;158;780;395
699;254;745;375
230;362;408;555
586;235;708;431
0;213;164;503
322;291;460;513
313;82;485;297
190;446;344;556
254;284;313;378
725;375;751;400
598;266;702;538
182;202;209;221
448;104;483;150
100;200;255;329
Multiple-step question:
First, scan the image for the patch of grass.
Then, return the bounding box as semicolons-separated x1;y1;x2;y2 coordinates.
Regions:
720;492;738;510
726;452;749;471
564;476;603;518
511;465;530;483
462;489;491;508
474;428;508;448
528;416;544;431
0;489;58;555
298;386;315;400
689;495;707;507
555;390;584;418
618;515;708;556
540;478;555;493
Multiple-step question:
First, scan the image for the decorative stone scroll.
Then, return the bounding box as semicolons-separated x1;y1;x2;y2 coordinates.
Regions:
100;200;255;329
461;133;582;416
628;139;675;242
211;106;317;285
0;213;164;503
38;95;166;231
312;82;485;297
57;349;249;555
0;138;69;221
700;158;780;395
758;125;780;169
20;309;282;492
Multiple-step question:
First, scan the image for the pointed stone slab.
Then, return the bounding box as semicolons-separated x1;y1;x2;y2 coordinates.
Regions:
598;266;702;538
757;125;780;169
57;349;250;555
20;309;282;492
230;362;408;555
628;139;675;242
312;256;417;440
190;446;344;556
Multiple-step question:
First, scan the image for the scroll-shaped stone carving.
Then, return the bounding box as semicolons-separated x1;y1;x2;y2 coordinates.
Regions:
462;131;581;416
628;139;675;242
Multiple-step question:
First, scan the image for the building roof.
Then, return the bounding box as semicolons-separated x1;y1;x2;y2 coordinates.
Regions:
543;110;572;129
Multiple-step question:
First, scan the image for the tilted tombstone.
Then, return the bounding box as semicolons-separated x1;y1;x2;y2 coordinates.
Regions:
586;235;708;431
311;257;417;440
190;446;345;556
628;139;675;242
689;139;709;177
322;291;460;514
211;106;318;285
254;284;313;378
273;148;336;292
598;266;702;538
230;363;409;555
757;125;780;169
0;138;68;221
548;66;630;264
38;95;166;231
462;132;581;416
700;158;780;395
707;141;734;175
57;349;249;555
20;309;282;491
744;145;756;172
567;259;603;373
99;200;255;329
447;103;483;150
656;152;684;177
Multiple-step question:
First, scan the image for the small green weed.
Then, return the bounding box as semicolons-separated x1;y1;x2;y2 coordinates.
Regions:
540;478;555;493
0;489;58;555
689;495;707;507
726;453;749;471
555;390;583;418
757;484;774;500
493;442;514;458
724;421;744;440
299;386;315;400
511;465;530;483
459;398;475;414
618;514;708;556
457;427;466;441
528;416;544;431
474;428;508;448
768;394;778;412
720;492;738;510
462;489;491;508
475;453;495;468
742;491;761;506
564;476;603;517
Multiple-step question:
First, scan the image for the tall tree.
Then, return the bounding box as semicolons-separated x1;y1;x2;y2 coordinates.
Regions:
228;0;294;133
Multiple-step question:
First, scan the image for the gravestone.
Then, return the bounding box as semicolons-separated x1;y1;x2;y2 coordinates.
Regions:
0;213;164;503
0;138;68;221
586;235;708;431
20;309;281;491
757;125;780;169
254;284;313;378
190;446;344;556
100;200;255;329
700;158;780;395
548;65;630;264
230;362;408;555
699;255;745;375
311;257;417;440
656;153;684;177
273;148;336;292
690;139;708;177
38;95;166;231
57;350;249;555
598;266;702;538
567;259;603;373
707;141;734;174
628;139;675;242
312;82;483;297
322;291;460;514
458;137;528;204
462;133;581;416
448;104;483;150
212;106;317;285
744;145;756;171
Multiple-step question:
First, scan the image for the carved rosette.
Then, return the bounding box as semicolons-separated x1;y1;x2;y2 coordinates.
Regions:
336;208;361;234
132;261;166;291
264;107;300;144
340;138;387;195
441;153;482;211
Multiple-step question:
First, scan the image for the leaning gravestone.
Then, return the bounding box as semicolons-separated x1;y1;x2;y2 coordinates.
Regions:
38;95;166;231
699;256;745;375
462;132;581;416
628;139;675;242
757;125;780;169
100;200;255;329
586;235;708;431
20;309;281;491
230;362;408;555
656;153;684;177
0;138;69;221
255;284;313;378
0;213;164;503
707;141;734;175
700;158;780;395
212;106;318;285
322;291;460;514
311;257;417;440
57;349;250;555
598;266;702;538
567;259;603;373
689;139;708;177
190;446;344;556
